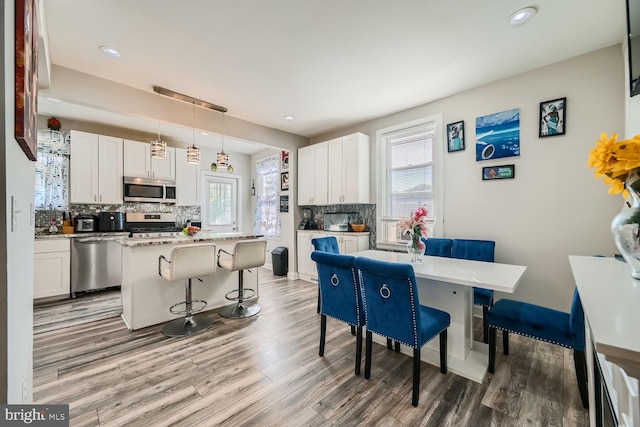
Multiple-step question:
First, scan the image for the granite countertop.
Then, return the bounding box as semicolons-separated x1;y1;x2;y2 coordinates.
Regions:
35;231;130;240
117;232;264;247
296;229;370;235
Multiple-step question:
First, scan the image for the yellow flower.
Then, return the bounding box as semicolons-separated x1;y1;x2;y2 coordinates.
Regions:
589;132;640;198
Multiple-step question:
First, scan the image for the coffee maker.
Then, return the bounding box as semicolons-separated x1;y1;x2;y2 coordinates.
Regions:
299;208;317;230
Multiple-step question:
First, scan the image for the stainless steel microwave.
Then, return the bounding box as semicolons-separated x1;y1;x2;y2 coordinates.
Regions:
123;177;177;203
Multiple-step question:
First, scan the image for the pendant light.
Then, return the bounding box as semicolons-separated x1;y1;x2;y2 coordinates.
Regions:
217;111;232;172
150;121;167;159
186;102;201;164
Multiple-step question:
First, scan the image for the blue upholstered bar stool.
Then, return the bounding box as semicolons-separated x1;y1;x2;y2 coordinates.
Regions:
311;250;365;375
311;236;340;313
217;240;267;318
421;237;453;258
158;243;217;337
451;239;496;343
487;288;588;408
356;257;450;407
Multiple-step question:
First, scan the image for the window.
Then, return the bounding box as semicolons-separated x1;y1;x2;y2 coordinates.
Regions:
376;115;443;249
202;173;239;232
253;154;281;238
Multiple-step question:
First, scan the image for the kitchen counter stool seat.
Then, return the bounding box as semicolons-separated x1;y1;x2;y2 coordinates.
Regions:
158;243;217;337
217;240;267;318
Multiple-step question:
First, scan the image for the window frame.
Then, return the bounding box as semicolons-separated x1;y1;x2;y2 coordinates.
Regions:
375;114;444;251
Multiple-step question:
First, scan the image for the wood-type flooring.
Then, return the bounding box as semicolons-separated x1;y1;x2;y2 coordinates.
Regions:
33;269;588;426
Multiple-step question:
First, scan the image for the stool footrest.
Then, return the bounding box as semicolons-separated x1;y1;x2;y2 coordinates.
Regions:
224;288;256;302
169;299;207;315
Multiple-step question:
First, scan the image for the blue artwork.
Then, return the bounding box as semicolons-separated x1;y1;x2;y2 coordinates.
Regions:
475;108;520;161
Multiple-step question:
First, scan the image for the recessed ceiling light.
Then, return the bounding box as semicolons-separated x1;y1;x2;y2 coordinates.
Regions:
98;45;121;58
45;97;61;103
508;7;537;26
200;131;208;136
283;115;295;121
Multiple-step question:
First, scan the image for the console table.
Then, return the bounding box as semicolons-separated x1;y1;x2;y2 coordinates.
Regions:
569;255;640;426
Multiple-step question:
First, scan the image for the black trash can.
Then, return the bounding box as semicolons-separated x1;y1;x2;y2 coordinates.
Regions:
272;247;288;276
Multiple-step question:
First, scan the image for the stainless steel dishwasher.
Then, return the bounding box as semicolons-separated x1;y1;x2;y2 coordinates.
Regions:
71;236;122;297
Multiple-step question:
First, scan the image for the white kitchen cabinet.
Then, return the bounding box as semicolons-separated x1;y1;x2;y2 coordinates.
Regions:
297;231;326;282
123;139;176;180
298;142;328;205
328;132;370;204
123;139;150;178
175;147;200;206
70;130;123;204
297;230;370;282
34;239;70;299
335;233;370;254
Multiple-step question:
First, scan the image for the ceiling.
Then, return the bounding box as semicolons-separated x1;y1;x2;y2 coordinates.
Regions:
38;0;626;152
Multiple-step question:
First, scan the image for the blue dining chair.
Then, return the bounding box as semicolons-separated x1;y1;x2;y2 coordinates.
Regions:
310;251;365;375
355;257;450;407
312;236;340;314
451;239;496;343
421;237;453;257
487;288;588;408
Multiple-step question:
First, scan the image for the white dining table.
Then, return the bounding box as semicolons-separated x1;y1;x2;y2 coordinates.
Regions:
351;249;528;383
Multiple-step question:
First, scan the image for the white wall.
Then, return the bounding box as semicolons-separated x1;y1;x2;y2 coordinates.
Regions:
3;0;36;402
312;45;625;311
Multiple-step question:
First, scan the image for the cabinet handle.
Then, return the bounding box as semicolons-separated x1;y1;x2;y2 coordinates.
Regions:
94;195;97;201
100;195;102;202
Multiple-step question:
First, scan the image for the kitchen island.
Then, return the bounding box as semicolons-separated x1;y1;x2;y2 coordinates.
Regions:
116;232;265;330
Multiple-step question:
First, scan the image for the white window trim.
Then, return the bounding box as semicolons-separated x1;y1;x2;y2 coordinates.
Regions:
375;113;444;251
200;170;243;232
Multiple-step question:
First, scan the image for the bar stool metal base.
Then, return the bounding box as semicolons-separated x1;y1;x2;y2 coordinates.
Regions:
219;302;261;319
162;313;214;337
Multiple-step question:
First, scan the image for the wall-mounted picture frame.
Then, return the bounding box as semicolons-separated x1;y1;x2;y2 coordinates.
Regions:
281;150;289;170
447;121;465;152
279;195;289;213
539;97;566;137
476;108;520;161
482;164;515;180
280;172;289;191
15;0;39;161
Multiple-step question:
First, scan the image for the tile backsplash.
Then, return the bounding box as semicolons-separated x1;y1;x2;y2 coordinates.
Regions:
35;203;201;228
309;204;376;248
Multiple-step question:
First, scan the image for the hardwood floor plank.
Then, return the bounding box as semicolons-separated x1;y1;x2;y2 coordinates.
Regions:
31;275;587;426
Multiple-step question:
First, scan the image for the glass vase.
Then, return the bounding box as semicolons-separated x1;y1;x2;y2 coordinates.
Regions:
611;168;640;279
406;237;425;263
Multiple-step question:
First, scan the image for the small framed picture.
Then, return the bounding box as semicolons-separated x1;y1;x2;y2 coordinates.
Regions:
539;97;566;137
279;195;289;212
281;151;289;170
447;121;465;152
280;172;289;191
482;164;515;180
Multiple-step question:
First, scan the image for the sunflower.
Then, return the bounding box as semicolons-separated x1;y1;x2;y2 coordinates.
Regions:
589;132;640;198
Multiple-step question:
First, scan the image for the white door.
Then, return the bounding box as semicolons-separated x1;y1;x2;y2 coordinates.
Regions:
123;139;150;178
70;130;99;204
98;135;123;204
201;173;239;232
327;138;344;204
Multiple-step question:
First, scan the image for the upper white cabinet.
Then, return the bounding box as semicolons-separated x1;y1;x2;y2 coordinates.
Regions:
123;139;176;181
298;142;328;205
328;132;370;204
175;147;200;206
70;130;123;204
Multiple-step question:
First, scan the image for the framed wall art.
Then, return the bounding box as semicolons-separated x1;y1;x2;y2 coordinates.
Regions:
482;164;515;181
281;150;289;170
15;0;39;161
447;121;465;152
539;97;566;137
281;172;289;191
475;108;520;161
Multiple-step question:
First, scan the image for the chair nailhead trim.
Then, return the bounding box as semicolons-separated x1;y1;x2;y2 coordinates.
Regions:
489;326;571;349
